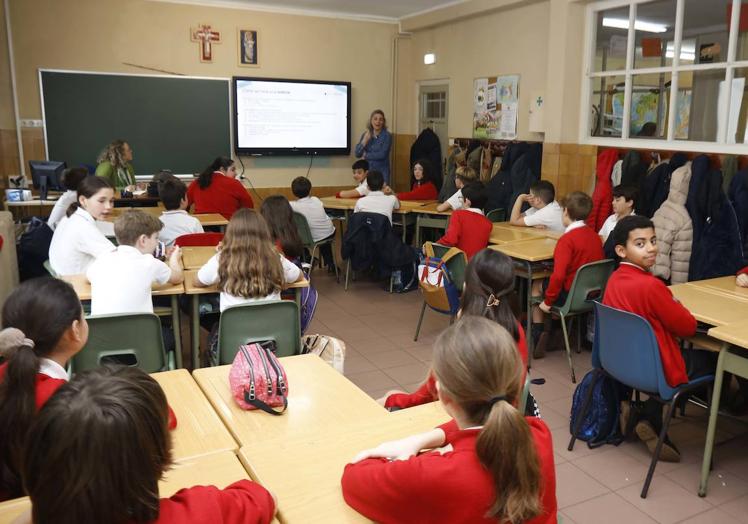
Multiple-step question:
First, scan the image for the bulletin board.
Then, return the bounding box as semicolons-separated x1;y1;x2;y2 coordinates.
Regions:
473;75;520;140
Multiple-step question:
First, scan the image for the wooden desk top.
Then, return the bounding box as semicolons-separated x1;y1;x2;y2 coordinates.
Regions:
194;213;229;226
183;269;309;295
238;401;449;523
491;222;563;239
489;225;541;245
318;196;411;215
109;204;165;217
193;354;387;448
707;323;748;350
152;369;237;459
489;237;557;262
688;276;748;302
61;274;185;301
105;209;226;227
669;284;748;326
182;246;217;270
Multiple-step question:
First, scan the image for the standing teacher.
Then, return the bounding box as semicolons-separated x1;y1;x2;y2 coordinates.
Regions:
95;139;136;192
355;109;392;185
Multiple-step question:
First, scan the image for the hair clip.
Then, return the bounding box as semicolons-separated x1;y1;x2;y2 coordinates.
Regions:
486;293;501;308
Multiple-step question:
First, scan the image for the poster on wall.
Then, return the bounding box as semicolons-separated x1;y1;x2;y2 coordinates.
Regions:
473;75;519;139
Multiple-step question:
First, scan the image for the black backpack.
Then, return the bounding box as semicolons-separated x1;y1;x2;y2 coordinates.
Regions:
17;218;53;281
570;370;624;448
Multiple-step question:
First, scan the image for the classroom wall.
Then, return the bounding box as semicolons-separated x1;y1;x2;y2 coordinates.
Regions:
2;0;397;189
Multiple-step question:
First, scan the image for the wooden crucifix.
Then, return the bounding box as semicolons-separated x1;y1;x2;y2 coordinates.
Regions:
191;24;221;62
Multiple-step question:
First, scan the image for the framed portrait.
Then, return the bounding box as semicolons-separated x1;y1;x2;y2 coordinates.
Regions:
238;29;259;67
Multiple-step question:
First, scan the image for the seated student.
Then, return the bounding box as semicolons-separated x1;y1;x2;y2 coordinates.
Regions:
290;176;336;269
435;166;477;212
534;191;603;358
48;176;116;276
604;215;714;462
342;316;557;524
158;178;204;246
261;195;304;261
195;209;301;312
737;266;748;287
435;182;492;260
47;167;88;230
337;159;370;198
187;157;253;219
599;185;637;242
509;180;564;232
353;171;400;224
86;210;183;316
384;158;438;201
22;366;276;524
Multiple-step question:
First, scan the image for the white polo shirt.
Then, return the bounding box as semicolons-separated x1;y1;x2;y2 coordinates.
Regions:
38;358;69;380
445;189;464;210
197;252;301;312
49;207;115;276
86;245;172;315
353;191;400;224
523;201;564;232
47;190;77;230
599;212;635;241
355;180;370;196
159;210;204;246
290;196;335;242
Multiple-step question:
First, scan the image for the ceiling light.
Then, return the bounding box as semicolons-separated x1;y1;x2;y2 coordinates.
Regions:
424;53;435;65
603;17;667;33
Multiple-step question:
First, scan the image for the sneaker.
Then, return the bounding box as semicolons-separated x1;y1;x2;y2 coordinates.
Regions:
635;420;681;462
533;331;550;359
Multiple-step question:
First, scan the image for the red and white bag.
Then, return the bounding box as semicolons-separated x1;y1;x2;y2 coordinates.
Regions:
228;343;289;415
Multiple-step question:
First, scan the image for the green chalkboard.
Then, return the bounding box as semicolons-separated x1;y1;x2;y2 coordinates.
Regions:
40;70;231;175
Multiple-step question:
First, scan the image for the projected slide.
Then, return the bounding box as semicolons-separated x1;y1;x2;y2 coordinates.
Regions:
235;79;349;151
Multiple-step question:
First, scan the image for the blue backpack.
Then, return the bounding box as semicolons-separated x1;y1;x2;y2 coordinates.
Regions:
569;370;624;448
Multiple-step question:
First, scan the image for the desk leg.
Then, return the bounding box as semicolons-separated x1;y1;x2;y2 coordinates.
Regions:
191;295;200;370
526;261;533;369
171;295;183;369
415;214;421;248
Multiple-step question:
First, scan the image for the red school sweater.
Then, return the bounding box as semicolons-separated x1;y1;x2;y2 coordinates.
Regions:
187;174;254;219
341;417;557;524
397;181;438;201
544;224;604;307
436;209;492;260
739;266;748;276
603;262;696;387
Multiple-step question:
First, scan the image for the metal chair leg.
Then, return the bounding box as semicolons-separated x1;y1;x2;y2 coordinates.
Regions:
330;239;340;283
344;260;350;291
576;314;582;354
560;313;576;383
414;301;427;341
641;397;678;498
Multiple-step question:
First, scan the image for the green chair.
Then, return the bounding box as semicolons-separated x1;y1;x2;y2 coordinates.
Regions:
485;208;506;222
72;313;172;374
293;212;338;283
216;300;301;365
551;259;615;383
43;260;58;278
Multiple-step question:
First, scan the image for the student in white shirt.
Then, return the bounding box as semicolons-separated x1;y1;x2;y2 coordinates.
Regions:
337;159;370;198
509;180;564;232
47;167;89;230
194;209;301;312
289;177;335;241
353;171;400;224
48;176;116;276
599;185;637;241
436;166;478;212
87;210;184;315
158;178;204;246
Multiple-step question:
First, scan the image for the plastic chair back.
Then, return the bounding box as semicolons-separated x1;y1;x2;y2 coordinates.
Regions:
73;313;167;373
557;259;615;316
43;259;58;278
293;212;315;248
592;302;677;400
217;300;301;365
175;232;224;247
485;208;506;222
431;243;467;291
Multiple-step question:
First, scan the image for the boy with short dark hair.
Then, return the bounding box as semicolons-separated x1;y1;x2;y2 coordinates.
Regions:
509;180;564;232
158;179;204;246
353;171;400;223
599;184;637;241
290;176;336;270
87;210;184;315
337;159;370;198
436;166;478;212
435;182;492;260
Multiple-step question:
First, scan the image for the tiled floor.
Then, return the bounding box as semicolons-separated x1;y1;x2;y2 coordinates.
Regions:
308;271;748;524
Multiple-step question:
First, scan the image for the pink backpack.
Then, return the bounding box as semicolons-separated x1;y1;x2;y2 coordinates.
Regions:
228;343;289;415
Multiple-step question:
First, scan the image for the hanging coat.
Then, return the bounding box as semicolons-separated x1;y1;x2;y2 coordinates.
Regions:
729;169;748;266
652;163;693;284
586;149;619;231
410;128;443;191
620;150;647;188
508;143;542;211
640;153;688;218
722;155;738;195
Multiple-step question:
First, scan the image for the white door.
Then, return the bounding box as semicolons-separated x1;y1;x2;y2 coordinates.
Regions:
418;83;449;176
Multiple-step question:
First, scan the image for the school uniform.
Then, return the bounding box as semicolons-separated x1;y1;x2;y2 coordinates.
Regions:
86;245;172;315
738;266;748;276
47;190;77;230
289;196;335;242
147;479;275;524
0;358;67;411
187;174;254;219
336;180;369;198
598;212;635;242
444;189;464;210
341;417;557;524
397;181;438;201
48;207;115;276
603;262;697;387
436;208;492;260
524;201;564;232
197;253;301;312
353;191;400;224
543;221;604;308
159;210;204;246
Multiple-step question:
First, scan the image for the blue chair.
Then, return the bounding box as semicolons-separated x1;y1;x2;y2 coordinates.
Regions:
568;302;713;498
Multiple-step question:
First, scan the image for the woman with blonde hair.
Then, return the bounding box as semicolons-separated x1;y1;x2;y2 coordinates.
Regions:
95;139;136;191
354;109;392;184
342;316;557;524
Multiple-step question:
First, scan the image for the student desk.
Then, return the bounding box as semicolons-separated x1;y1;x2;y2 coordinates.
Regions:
105;210;227;228
488;225;542;245
668;283;748;326
237;401;449;523
491;222;564;240
181;246;216;270
687;276;748;301
193;354;387;449
108;203;166;217
60;274;186;368
319;196;413;243
183;271;309;369
152;369;238;459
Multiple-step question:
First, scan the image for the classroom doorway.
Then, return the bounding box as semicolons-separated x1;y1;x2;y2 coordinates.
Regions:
418;82;449;175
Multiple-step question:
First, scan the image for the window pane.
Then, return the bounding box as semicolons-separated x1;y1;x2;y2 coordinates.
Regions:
594;6;630;72
590;75;625;137
633;0;677;70
629;72;671;138
684;0;731;65
675;69;726;142
727;67;748;144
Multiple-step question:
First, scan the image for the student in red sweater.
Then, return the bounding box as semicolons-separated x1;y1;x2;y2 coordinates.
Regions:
384;158;438;201
604;215;715;462
22;366;276;524
381;248;529;411
534;191;604;358
342;316;557;524
435;182;492;260
187;157;254;219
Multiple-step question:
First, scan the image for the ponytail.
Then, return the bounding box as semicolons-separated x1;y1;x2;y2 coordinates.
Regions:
198;156;234;189
67;176;113;217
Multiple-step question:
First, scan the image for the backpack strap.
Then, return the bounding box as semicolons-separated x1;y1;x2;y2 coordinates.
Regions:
438;246;464;264
423;242;464;265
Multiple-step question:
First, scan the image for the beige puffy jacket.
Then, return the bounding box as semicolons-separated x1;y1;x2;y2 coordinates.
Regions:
652;162;693;284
